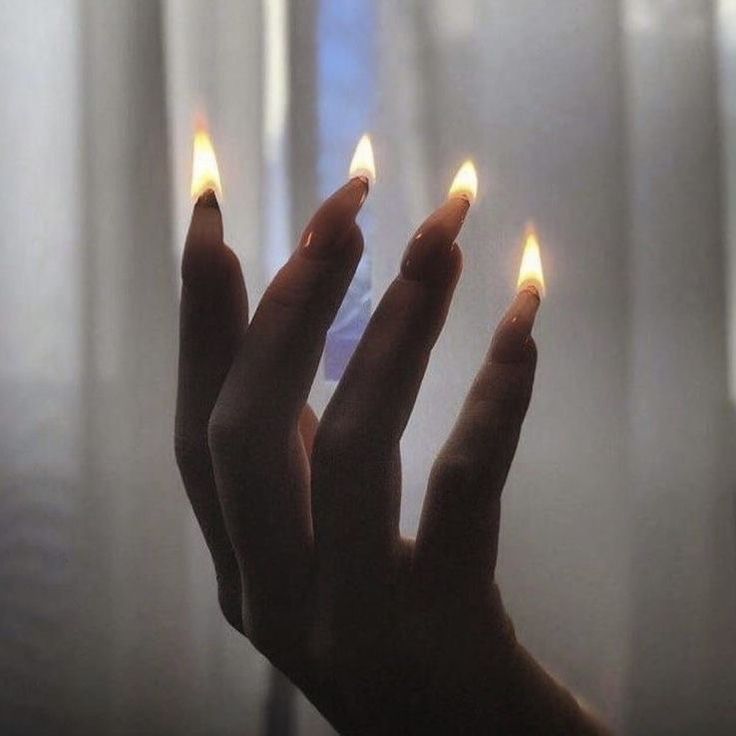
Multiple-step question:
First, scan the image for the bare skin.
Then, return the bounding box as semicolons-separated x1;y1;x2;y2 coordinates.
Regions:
174;182;611;735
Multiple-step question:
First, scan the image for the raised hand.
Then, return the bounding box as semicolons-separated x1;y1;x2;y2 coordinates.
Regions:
175;177;610;735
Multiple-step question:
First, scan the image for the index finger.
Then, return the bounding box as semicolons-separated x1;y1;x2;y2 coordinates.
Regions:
414;287;540;592
175;191;248;629
207;179;367;618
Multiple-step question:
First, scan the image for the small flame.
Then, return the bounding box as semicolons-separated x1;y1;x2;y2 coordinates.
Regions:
517;225;546;297
190;127;222;200
348;134;376;185
448;160;478;204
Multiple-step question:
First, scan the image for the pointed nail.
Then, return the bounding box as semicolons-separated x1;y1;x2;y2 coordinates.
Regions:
300;177;368;260
401;197;469;284
490;289;540;363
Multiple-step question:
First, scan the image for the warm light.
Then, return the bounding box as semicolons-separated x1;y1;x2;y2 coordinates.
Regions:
448;160;478;204
517;226;546;296
190;128;222;200
348;134;376;185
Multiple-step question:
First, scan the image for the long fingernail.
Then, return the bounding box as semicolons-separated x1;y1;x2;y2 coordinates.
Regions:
490;288;540;363
195;187;220;210
185;189;225;282
401;197;469;284
300;177;368;260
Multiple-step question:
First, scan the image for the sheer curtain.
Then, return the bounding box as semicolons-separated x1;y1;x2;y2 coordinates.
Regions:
1;1;735;735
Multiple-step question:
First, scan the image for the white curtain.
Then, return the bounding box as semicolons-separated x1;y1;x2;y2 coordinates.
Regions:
1;1;735;735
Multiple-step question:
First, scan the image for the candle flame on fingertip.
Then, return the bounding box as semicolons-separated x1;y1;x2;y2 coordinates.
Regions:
448;160;478;204
517;225;546;297
190;128;222;200
349;134;376;185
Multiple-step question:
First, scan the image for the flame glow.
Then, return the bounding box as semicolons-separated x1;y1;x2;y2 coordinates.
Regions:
517;226;545;296
190;128;222;199
448;160;478;204
348;134;376;185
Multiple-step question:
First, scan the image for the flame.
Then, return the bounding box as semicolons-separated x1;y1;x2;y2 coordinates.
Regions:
348;134;376;185
448;160;478;204
517;225;546;297
190;128;222;200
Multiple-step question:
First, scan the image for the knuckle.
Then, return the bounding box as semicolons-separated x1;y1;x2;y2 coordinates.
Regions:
206;409;248;459
477;372;531;427
313;415;369;468
429;454;479;497
207;400;289;461
475;401;520;444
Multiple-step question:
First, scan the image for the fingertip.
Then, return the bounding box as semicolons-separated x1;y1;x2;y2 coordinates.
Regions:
187;195;224;246
490;290;540;364
300;178;368;259
401;204;467;286
295;221;364;277
182;201;227;288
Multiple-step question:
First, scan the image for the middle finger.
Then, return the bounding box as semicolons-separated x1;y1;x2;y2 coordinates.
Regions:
312;193;471;599
207;179;367;629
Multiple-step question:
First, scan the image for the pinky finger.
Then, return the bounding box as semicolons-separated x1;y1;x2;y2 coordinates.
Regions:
414;288;540;592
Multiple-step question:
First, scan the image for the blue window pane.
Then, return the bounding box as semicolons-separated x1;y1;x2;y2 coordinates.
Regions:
318;0;376;380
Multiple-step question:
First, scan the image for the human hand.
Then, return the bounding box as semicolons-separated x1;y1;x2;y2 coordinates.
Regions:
175;180;610;735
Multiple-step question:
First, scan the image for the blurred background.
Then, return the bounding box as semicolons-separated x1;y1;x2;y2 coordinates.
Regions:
2;0;736;734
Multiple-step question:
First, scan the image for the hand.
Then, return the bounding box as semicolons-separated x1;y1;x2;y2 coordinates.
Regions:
175;183;610;735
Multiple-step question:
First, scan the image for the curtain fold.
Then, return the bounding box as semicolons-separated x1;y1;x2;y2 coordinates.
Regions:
74;1;192;733
623;1;736;731
0;2;83;733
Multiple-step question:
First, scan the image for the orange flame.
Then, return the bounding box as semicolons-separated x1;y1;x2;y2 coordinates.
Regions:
190;127;222;200
448;160;478;204
349;134;376;185
517;225;545;297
